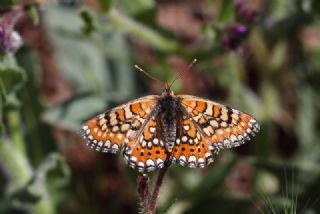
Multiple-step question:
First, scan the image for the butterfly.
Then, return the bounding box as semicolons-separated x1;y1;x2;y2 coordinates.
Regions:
80;83;260;173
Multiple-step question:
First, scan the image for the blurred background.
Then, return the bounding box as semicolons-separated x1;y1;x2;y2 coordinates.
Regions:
1;0;320;213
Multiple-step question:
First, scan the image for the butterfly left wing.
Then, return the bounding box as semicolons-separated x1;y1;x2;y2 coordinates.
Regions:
80;95;159;154
123;113;170;173
176;95;260;150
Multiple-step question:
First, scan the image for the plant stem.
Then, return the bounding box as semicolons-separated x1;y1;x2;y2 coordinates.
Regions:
106;9;178;52
0;139;32;194
137;173;149;212
7;110;26;156
148;161;170;214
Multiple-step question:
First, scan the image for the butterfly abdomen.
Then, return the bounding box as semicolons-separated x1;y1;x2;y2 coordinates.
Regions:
160;95;178;153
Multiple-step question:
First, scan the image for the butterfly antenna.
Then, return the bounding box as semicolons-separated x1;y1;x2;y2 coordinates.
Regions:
169;58;197;88
134;65;164;86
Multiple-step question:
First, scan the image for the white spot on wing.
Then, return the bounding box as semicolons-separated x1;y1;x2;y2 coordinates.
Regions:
130;156;137;162
146;159;154;166
149;127;156;133
153;138;159;145
124;106;133;119
138;162;145;167
198;158;204;163
188;156;196;162
204;104;213;115
183;125;190;131
182;136;188;142
179;156;186;162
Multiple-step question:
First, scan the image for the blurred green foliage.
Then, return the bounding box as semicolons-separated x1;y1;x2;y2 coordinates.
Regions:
1;0;320;213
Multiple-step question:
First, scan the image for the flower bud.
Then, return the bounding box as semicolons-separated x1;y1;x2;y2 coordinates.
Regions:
221;24;248;50
7;31;23;52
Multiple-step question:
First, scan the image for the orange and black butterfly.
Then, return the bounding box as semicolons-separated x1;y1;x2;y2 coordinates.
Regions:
80;63;260;173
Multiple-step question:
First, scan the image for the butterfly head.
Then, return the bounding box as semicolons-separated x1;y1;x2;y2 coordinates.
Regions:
135;59;196;98
162;83;174;97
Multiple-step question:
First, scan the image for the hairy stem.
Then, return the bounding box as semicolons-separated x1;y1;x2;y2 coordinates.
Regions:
148;162;170;214
137;173;149;212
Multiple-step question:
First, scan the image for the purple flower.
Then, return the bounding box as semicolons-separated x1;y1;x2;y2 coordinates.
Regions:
221;24;248;51
0;25;4;38
0;25;6;52
7;31;22;52
233;24;248;36
0;10;23;54
0;25;22;53
219;0;258;51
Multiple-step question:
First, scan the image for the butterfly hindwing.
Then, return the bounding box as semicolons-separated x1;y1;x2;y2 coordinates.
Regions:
123;113;170;173
177;95;260;150
80;95;159;154
170;115;217;168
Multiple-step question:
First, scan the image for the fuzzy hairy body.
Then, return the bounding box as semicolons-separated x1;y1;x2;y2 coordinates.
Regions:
158;95;180;153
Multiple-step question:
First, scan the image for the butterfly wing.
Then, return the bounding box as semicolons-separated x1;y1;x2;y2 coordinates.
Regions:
170;114;217;168
80;95;160;154
123;113;170;173
177;95;260;150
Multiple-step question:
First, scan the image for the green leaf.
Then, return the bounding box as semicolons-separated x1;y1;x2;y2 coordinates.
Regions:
79;8;97;36
312;1;320;17
31;153;70;213
0;53;25;91
45;6;113;95
295;87;316;147
161;198;178;214
30;153;70;196
0;78;5;108
216;0;234;26
0;139;33;195
310;50;320;69
25;3;40;25
43;95;108;131
118;0;155;16
0;53;26;107
0;0;16;7
10;185;41;204
103;32;136;100
202;26;217;43
3;94;20;109
98;0;117;12
7;153;70;214
106;9;178;52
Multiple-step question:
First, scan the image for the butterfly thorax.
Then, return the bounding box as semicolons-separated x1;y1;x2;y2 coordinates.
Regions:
159;93;179;153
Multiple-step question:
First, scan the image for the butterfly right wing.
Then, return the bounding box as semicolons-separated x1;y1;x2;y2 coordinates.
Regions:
169;95;260;169
170;114;217;168
177;95;260;149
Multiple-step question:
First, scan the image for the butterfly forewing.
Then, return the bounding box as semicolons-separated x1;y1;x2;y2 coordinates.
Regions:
177;95;260;150
80;95;159;154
